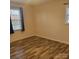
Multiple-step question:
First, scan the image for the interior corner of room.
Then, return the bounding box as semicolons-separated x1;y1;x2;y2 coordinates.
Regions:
10;0;69;44
10;0;69;59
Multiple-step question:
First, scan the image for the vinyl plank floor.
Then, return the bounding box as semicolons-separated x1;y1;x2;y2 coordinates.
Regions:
11;36;69;59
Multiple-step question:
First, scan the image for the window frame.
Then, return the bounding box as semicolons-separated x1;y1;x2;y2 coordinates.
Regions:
65;6;69;24
10;7;25;32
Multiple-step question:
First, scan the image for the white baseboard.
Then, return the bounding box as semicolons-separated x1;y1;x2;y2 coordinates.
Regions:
11;34;69;44
36;35;69;44
10;34;35;43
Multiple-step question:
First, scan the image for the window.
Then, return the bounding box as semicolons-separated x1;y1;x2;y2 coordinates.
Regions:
65;6;69;24
10;8;24;32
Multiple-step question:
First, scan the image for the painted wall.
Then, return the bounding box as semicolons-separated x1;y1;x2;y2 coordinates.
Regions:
11;0;69;44
33;0;69;44
10;2;35;42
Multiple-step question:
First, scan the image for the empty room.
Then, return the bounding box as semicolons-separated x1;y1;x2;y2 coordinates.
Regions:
10;0;69;59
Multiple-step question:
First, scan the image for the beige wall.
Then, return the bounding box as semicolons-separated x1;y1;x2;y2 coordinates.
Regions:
11;0;69;44
33;0;69;44
10;2;35;42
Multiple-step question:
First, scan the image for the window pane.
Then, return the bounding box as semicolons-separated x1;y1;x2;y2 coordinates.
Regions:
65;6;69;24
10;9;22;31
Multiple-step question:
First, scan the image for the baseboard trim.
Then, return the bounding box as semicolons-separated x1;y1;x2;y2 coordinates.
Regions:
36;35;69;44
11;34;69;45
10;34;35;43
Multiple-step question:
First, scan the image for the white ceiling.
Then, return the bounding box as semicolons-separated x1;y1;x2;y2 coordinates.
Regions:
11;0;51;5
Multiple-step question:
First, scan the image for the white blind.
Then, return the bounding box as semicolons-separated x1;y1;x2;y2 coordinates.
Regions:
65;6;69;24
10;8;22;31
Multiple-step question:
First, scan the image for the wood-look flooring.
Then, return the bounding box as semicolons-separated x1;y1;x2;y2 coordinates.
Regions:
11;36;69;59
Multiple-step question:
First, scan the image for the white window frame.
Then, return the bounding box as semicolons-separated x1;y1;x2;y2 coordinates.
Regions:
65;6;69;24
10;8;23;31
